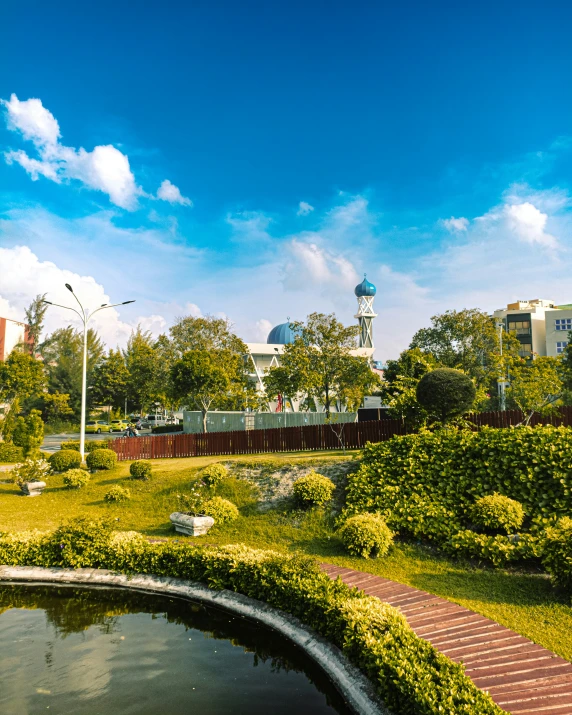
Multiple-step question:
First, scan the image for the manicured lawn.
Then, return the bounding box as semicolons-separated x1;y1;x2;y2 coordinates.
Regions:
1;450;571;662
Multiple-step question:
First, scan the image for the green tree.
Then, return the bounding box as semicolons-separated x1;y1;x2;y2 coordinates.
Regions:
416;368;476;425
336;355;382;412
12;409;45;456
0;350;46;404
24;293;48;355
91;349;129;412
508;356;563;425
171;350;231;432
380;348;439;426
43;392;74;423
263;366;305;412
40;327;104;417
124;327;160;414
410;309;521;394
169;315;248;355
267;313;366;417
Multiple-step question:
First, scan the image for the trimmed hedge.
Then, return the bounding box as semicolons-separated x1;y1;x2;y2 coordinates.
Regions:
470;493;524;534
202;496;239;524
0;443;24;463
293;471;335;507
201;463;228;487
104;485;130;502
339;513;393;558
0;519;506;715
129;460;152;480
61;440;111;452
49;449;82;472
63;469;90;489
86;449;117;470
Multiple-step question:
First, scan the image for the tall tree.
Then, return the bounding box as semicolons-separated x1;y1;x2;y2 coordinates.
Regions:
266;313;367;417
40;326;104;417
169;315;248;356
123;327;160;414
508;356;563;425
410;309;521;392
91;349;130;412
0;351;47;441
24;293;48;355
380;348;439;426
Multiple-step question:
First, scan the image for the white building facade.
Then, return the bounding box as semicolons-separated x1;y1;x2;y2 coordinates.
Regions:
493;299;572;358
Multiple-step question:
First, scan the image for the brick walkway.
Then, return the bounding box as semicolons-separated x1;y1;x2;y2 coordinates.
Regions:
321;564;572;715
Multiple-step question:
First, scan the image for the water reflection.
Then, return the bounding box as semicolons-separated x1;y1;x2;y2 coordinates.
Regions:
0;585;351;715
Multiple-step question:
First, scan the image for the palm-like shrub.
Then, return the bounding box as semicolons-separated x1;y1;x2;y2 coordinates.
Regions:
339;513;393;558
201;463;228;487
416;368;476;424
129;460;152;480
86;448;117;470
49;449;82;472
63;469;90;489
293;471;335;507
470;493;524;534
104;485;130;502
202;496;239;523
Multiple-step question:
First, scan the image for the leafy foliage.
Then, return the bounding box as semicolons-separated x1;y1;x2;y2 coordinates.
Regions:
86;448;117;470
339;513;393;558
91;348;130;411
416;369;476;424
293;471;335;507
104;485;131;502
200;462;228;487
63;468;90;489
129;460;153;480
0;521;506;715
381;348;439;426
542;517;572;596
202;496;239;523
0;443;24;463
24;293;48;355
124;327;161;414
60;440;111;452
11;458;51;486
508;356;563;424
12;409;45;456
470;494;525;534
49;449;82;472
42;392;74;422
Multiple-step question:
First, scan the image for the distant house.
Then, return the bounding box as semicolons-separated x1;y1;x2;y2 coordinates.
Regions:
0;317;32;360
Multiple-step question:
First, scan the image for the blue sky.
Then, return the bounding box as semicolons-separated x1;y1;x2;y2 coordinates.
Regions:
1;0;572;359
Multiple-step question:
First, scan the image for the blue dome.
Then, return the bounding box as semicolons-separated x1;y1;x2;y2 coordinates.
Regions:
355;275;376;297
267;321;299;345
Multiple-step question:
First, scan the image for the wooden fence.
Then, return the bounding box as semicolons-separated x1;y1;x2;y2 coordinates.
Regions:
109;406;572;461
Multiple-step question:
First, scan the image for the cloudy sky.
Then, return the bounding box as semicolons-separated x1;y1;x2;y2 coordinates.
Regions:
1;1;572;361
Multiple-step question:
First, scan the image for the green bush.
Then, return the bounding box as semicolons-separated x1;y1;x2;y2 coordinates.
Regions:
61;440;111;452
416;368;476;424
202;496;239;524
339;513;393;558
445;530;543;568
293;471;335;507
86;448;117;470
11;458;51;486
201;463;228;487
63;468;90;489
0;520;505;715
12;409;45;456
542;517;572;596
49;449;82;472
0;443;23;463
129;460;152;480
470;493;525;534
104;485;130;502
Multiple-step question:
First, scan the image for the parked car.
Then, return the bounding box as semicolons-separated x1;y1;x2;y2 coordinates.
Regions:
110;420;130;433
85;420;113;434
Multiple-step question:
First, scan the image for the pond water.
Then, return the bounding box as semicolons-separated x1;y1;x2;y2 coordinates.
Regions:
0;584;353;715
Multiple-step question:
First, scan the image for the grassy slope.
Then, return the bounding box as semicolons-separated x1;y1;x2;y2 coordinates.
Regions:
1;451;571;661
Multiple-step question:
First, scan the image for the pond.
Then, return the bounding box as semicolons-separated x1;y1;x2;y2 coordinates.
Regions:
0;584;353;715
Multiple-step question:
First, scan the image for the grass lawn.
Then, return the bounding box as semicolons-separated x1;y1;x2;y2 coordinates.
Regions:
1;450;571;662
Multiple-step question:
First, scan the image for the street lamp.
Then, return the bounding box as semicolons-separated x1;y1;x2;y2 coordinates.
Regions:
43;286;135;462
496;319;507;411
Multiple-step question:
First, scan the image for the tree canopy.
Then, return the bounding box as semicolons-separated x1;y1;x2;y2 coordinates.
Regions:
416;368;476;424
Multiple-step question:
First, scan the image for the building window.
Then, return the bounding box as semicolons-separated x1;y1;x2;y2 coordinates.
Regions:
555;319;572;331
556;341;568;354
518;343;533;357
508;320;531;336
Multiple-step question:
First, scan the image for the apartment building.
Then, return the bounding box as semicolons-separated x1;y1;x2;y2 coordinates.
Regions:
493;299;572;358
0;317;31;360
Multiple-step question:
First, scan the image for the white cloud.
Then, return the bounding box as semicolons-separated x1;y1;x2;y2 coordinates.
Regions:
442;216;469;232
283;240;359;293
297;201;314;216
254;318;273;342
2;94;142;209
136;314;168;336
184;303;202;317
505;202;558;249
156;179;192;206
2;94;60;145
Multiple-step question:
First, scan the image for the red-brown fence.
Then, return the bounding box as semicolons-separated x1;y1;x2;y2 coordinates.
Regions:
109;406;572;461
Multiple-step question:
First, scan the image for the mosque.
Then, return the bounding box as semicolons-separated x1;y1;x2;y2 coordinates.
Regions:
245;275;379;409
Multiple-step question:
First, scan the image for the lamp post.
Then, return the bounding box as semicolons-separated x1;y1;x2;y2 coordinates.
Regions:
496;319;506;411
43;285;134;462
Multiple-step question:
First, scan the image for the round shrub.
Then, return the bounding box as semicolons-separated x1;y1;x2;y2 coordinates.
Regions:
202;496;239;524
542;517;572;596
293;471;335;508
63;468;90;489
49;449;82;472
0;443;24;463
104;485;130;503
201;463;228;487
130;460;152;480
86;448;117;470
339;513;394;558
416;368;476;424
470;493;524;534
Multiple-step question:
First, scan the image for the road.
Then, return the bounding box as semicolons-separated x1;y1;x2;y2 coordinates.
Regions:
42;430;153;453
